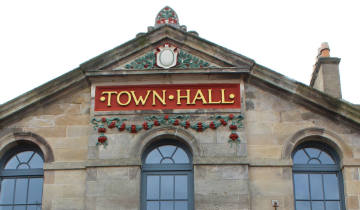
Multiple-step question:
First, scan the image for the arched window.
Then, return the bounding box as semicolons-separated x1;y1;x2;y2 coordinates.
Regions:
141;140;193;210
292;142;345;210
0;143;44;210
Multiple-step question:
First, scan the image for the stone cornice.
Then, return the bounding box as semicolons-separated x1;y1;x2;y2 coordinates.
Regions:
0;68;86;123
249;63;360;127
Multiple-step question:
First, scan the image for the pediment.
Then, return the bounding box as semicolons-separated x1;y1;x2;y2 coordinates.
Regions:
111;40;231;71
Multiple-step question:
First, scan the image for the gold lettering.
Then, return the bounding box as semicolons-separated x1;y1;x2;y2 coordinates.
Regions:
177;89;191;105
130;90;151;106
102;91;118;107
152;90;166;106
221;89;234;104
117;91;131;106
191;89;208;104
208;89;221;104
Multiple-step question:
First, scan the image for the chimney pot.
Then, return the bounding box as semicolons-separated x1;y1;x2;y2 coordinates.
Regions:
318;42;330;58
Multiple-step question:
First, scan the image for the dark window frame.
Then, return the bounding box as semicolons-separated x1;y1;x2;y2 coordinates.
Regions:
292;141;346;210
0;144;44;209
141;139;194;210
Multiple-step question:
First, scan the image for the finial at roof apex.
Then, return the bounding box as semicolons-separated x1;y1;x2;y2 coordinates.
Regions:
145;6;195;35
155;6;179;27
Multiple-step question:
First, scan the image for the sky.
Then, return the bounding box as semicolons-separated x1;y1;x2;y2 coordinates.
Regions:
0;0;359;105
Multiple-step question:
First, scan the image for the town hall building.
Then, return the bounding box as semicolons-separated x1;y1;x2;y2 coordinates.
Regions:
0;6;360;210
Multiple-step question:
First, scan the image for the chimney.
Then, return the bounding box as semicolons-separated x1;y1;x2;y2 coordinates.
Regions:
310;42;342;98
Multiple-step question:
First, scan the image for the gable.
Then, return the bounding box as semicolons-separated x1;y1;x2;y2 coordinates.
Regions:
116;42;221;70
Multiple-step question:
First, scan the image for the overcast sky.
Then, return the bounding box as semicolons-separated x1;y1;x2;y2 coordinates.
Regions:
1;0;359;105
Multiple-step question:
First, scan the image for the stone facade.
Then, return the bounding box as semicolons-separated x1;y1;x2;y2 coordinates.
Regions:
1;7;360;210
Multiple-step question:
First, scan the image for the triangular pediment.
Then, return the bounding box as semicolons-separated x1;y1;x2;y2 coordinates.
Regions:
1;8;360;129
80;25;253;72
113;40;226;70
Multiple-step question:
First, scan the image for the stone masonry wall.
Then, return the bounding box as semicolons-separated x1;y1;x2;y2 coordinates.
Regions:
245;82;360;210
0;84;91;210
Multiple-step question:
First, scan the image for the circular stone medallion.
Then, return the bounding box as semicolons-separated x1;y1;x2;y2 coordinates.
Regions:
159;49;175;67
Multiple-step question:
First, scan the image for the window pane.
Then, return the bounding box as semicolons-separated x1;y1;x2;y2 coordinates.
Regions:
0;179;15;204
308;159;321;164
146;150;162;164
28;153;44;169
17;151;33;163
4;156;19;169
310;174;323;200
161;158;174;164
28;178;43;204
0;206;12;210
175;176;187;199
311;201;324;210
296;201;310;210
175;201;187;210
305;148;321;158
325;201;340;210
160;176;174;199
158;146;176;157
147;201;159;210
147;176;159;200
319;152;335;164
160;201;173;210
27;206;42;210
294;174;309;200
323;174;339;200
14;206;26;210
17;164;29;169
14;179;28;204
293;149;308;164
172;148;189;164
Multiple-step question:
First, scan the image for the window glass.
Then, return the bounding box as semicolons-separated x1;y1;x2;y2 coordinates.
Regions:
145;146;189;164
1;148;44;210
142;142;192;210
292;143;344;210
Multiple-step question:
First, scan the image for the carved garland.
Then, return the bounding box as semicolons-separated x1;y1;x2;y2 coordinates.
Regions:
125;50;212;70
91;114;243;146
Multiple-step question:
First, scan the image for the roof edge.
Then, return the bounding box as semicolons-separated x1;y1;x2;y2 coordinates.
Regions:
0;68;86;121
79;25;255;72
250;63;360;126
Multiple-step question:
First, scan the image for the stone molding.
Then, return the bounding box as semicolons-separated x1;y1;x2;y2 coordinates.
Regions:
130;126;201;160
0;131;54;163
282;127;353;164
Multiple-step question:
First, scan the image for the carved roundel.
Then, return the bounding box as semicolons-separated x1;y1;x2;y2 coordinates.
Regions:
156;44;178;69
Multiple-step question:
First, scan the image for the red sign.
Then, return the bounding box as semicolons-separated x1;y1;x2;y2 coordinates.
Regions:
95;84;240;111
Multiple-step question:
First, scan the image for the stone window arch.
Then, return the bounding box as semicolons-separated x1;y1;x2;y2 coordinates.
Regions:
141;139;194;210
292;141;345;210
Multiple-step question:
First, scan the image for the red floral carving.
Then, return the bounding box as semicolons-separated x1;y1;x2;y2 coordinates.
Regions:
119;123;126;131
98;127;106;133
98;136;107;143
108;121;116;129
143;122;149;130
220;119;227;126
209;121;216;129
173;119;179;126
229;125;237;130
101;117;107;122
164;115;169;120
229;133;239;141
131;125;137;133
197;122;203;132
154;120;160;126
229;114;234;120
185;120;190;129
